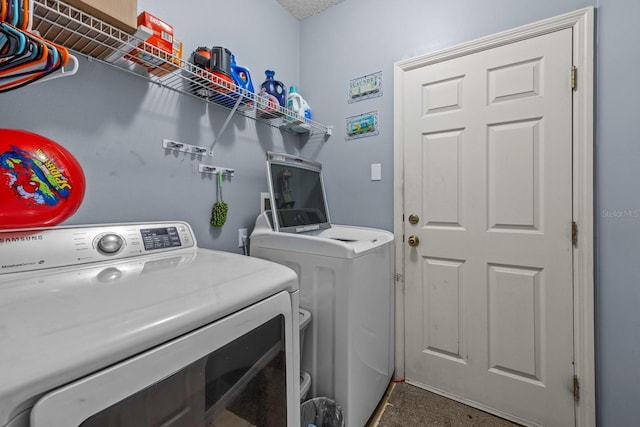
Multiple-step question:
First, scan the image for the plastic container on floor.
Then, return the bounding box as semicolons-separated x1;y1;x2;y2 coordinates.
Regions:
300;397;344;427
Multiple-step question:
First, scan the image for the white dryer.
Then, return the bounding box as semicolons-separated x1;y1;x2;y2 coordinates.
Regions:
251;152;394;427
0;222;299;427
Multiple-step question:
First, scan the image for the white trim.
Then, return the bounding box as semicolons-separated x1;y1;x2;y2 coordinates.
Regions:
393;7;595;426
570;8;596;427
393;59;406;381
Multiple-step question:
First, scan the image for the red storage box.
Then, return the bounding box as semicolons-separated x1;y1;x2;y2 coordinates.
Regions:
136;11;173;54
125;12;175;73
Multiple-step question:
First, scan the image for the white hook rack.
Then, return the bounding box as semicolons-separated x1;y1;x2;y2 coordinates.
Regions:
199;164;235;176
163;139;208;156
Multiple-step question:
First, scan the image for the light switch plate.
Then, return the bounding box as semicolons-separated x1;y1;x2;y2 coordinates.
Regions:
371;163;382;181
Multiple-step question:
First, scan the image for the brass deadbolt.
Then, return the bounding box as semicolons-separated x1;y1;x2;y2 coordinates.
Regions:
408;214;419;225
408;235;420;247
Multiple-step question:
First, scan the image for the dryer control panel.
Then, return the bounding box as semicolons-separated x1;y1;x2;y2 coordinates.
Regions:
0;222;196;274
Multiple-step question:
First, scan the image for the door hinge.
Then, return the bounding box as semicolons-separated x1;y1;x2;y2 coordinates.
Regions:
573;375;580;402
571;221;578;246
571;66;577;91
395;272;404;282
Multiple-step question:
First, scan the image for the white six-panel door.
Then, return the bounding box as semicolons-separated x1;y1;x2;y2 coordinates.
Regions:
402;28;575;426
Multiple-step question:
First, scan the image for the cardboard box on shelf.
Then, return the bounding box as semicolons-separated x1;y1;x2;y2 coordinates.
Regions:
64;0;137;34
136;12;173;54
124;12;176;74
172;39;183;66
31;0;138;58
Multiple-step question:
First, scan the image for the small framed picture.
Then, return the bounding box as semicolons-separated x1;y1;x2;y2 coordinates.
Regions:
348;71;383;103
345;111;379;140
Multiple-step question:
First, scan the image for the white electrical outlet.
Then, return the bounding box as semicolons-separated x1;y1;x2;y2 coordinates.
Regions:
238;228;248;247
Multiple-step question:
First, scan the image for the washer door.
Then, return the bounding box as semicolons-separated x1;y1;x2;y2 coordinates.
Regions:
31;291;298;427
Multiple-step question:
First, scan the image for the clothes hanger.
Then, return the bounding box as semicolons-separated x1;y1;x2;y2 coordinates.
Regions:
0;24;46;73
1;1;8;23
0;22;27;58
0;0;79;91
0;22;77;92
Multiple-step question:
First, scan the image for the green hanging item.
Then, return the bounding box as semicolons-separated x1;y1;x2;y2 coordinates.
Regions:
211;170;228;227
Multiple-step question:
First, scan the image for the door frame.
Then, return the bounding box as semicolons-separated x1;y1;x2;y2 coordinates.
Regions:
393;7;595;426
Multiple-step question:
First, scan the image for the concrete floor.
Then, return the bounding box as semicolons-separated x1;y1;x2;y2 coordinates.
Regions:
367;382;522;427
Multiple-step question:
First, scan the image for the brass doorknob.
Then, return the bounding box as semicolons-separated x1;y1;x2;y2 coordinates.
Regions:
408;235;420;247
408;214;419;225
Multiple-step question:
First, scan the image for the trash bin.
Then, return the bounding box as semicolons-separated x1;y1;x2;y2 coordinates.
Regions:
300;397;344;427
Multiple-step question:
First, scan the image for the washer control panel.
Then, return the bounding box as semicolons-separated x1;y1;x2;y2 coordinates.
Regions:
0;222;196;274
140;227;182;251
97;233;125;254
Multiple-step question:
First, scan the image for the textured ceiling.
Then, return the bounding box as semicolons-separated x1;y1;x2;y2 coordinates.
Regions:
276;0;345;20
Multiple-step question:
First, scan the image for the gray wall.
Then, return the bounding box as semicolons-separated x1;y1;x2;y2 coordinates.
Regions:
0;0;305;253
2;0;639;425
299;0;595;231
299;0;639;425
593;0;640;425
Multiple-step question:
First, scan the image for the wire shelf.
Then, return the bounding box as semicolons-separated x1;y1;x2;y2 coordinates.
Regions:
31;0;332;136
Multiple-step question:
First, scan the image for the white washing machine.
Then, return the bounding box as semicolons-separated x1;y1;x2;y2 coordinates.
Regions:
251;152;394;427
0;221;300;427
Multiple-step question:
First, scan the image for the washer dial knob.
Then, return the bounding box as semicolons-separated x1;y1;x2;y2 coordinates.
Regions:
97;234;123;255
